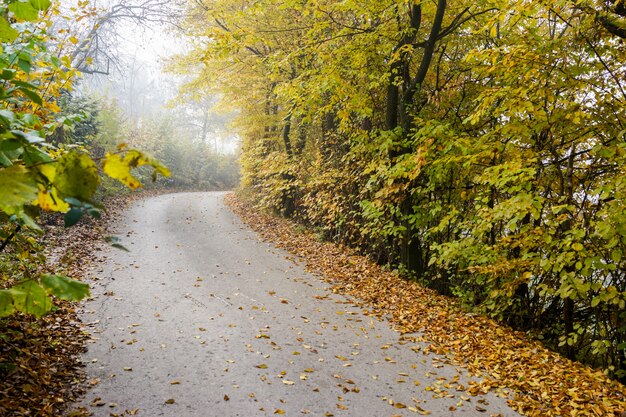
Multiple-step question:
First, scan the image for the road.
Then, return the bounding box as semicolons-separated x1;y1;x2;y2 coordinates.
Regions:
76;192;519;417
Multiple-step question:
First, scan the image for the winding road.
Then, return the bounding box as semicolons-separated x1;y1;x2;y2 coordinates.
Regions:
77;192;519;417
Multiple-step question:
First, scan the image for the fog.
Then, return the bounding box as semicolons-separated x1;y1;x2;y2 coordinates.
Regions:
66;0;239;155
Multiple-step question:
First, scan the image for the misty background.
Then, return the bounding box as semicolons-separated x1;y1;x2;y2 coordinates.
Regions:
54;0;239;191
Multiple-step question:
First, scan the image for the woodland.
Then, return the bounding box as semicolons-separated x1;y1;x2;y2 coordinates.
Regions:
0;0;625;414
172;0;626;381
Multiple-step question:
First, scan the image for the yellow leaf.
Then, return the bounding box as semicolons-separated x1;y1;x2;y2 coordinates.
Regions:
416;406;431;415
54;151;100;200
103;150;170;190
102;153;141;189
36;187;69;212
0;165;38;214
38;164;56;182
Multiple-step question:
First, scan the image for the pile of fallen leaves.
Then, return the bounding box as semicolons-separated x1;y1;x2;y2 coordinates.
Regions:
0;305;86;416
0;194;135;417
225;193;626;417
0;218;99;417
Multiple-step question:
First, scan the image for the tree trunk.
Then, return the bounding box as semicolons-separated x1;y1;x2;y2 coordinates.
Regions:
389;1;446;277
282;112;293;158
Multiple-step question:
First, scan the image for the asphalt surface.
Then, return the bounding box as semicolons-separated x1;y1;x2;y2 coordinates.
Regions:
77;192;520;417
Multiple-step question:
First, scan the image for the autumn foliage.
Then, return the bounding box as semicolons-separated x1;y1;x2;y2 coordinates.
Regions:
227;193;626;417
178;0;626;380
0;1;169;317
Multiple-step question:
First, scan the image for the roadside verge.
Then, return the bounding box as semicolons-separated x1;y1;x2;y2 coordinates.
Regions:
225;193;626;417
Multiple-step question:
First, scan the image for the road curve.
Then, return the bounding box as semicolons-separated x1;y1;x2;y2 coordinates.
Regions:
76;192;519;417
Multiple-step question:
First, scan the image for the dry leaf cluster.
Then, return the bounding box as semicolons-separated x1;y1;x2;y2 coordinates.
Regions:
0;194;136;416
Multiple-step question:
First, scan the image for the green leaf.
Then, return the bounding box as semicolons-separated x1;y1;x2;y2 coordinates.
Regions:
105;235;130;252
54;151;100;200
64;207;83;227
9;2;40;21
9;280;53;317
41;274;90;301
0;69;16;80
0;17;18;43
12;130;44;144
0;152;11;167
0;139;21;152
87;207;101;219
0;290;15;318
0;165;38;215
111;243;130;252
29;0;51;11
17;59;31;74
591;296;601;308
22;145;52;165
0;110;16;125
21;113;38;127
611;249;622;264
64;197;82;206
18;211;42;231
18;86;42;105
12;80;38;90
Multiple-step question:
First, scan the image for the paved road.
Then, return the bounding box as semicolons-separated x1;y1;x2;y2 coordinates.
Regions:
77;192;519;417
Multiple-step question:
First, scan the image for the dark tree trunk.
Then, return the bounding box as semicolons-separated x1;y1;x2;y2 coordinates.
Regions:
283;112;293;158
388;1;446;276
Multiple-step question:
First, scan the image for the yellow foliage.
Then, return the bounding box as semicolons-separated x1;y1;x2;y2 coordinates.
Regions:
103;151;171;189
35;187;69;212
103;153;142;189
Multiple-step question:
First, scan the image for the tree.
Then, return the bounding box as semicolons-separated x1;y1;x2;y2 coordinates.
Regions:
51;0;180;75
0;0;170;318
175;0;626;378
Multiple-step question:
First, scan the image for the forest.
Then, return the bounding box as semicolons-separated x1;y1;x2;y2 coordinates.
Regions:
0;1;626;414
174;0;626;380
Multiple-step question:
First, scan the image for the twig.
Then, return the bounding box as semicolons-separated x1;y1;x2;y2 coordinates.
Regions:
0;224;22;253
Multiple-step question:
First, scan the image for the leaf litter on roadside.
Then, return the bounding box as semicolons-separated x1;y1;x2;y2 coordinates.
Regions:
226;193;626;417
0;193;148;417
